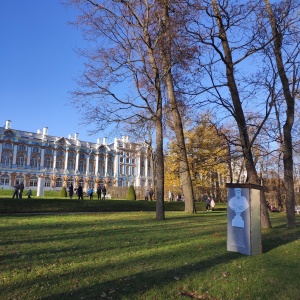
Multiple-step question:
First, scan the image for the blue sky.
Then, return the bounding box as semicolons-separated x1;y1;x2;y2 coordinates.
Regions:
0;1;110;143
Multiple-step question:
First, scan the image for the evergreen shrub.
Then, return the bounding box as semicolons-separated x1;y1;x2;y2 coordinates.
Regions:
126;185;136;200
60;186;68;197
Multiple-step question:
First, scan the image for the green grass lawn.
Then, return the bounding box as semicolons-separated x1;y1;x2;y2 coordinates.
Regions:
0;203;299;299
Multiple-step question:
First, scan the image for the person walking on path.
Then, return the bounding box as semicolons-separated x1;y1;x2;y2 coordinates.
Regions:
69;184;74;199
206;197;211;211
149;188;154;201
88;188;94;200
102;186;107;200
26;189;32;199
97;185;102;200
12;184;19;198
77;184;83;200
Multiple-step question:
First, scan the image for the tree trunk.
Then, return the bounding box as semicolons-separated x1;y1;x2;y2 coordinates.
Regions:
212;0;272;228
264;0;296;228
160;3;195;213
155;117;165;220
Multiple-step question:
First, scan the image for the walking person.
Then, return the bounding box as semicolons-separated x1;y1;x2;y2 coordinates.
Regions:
88;188;94;200
149;188;154;201
77;184;83;200
12;184;19;198
206;197;211;211
26;189;32;199
102;186;106;200
68;184;74;199
96;185;102;200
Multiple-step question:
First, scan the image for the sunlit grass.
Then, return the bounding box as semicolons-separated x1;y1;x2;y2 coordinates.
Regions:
0;211;299;299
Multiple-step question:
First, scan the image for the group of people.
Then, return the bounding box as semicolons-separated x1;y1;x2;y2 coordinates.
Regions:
68;183;107;200
168;190;184;201
205;196;215;211
144;188;154;201
12;182;32;199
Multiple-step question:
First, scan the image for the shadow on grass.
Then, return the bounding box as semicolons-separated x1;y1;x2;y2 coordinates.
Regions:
262;215;300;253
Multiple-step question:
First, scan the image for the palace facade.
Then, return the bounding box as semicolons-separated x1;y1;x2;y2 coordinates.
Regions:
0;120;152;191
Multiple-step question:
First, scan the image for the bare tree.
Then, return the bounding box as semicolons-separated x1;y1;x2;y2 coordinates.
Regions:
158;1;196;212
186;0;273;227
262;0;300;227
66;0;168;219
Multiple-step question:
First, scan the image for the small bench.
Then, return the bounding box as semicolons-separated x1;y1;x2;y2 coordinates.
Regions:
105;194;112;199
295;206;300;214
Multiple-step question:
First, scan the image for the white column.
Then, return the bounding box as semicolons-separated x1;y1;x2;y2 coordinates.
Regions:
145;155;148;177
64;148;69;170
145;155;149;186
105;154;108;176
26;145;31;166
40;147;45;167
114;152;119;177
53;149;57;169
12;144;18;164
37;178;45;196
137;153;141;176
86;154;90;175
75;150;80;172
95;152;99;175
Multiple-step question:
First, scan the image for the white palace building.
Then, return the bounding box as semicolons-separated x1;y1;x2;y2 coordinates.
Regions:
0;120;152;191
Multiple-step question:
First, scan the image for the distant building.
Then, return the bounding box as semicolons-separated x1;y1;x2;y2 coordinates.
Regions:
0;120;153;191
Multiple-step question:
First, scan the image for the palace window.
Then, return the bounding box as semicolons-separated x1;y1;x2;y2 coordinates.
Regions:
78;179;84;187
15;175;24;186
2;152;11;167
68;160;75;171
56;178;63;187
44;157;53;168
99;162;105;175
88;180;94;189
32;146;39;153
67;179;74;187
17;154;25;167
79;153;85;159
29;176;38;187
107;163;114;176
44;177;51;187
89;162;95;173
68;151;76;157
56;158;64;169
45;148;52;154
30;156;39;168
0;175;9;186
79;160;86;173
3;143;12;150
18;145;26;151
57;149;65;156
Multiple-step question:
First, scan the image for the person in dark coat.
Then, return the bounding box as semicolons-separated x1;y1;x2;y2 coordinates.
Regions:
149;188;154;201
102;186;106;200
96;185;102;200
77;184;83;200
69;184;74;199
